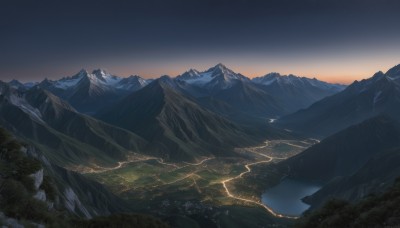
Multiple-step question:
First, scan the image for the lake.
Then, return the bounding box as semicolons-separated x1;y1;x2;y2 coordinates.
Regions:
261;178;321;217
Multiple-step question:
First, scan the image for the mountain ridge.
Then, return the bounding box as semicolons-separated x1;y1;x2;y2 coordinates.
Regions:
0;83;147;168
279;64;400;137
97;76;266;161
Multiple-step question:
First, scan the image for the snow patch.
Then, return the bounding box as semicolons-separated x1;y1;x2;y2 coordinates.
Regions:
29;169;43;190
24;82;38;88
101;74;123;85
254;77;277;85
64;187;92;219
373;91;382;105
34;190;46;201
9;94;45;124
184;72;213;85
116;76;150;91
54;76;83;89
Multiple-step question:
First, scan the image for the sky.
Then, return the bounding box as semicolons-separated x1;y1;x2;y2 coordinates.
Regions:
1;0;400;84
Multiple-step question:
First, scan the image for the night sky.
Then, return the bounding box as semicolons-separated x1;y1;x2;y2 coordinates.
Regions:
1;0;400;83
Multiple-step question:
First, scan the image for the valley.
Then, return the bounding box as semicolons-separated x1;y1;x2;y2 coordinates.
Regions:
2;63;400;227
3;0;400;226
81;139;317;221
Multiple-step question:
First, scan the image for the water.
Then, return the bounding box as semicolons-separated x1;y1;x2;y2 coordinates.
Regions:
261;178;321;217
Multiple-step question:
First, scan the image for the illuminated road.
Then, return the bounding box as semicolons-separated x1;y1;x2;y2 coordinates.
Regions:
80;141;312;219
81;156;180;174
221;142;299;219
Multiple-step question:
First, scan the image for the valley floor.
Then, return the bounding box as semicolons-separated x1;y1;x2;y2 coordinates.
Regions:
74;139;318;227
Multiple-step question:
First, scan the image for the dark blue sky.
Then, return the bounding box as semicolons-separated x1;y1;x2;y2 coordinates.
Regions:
1;0;400;83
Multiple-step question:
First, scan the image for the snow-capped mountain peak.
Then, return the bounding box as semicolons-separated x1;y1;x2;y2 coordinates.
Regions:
385;64;400;80
116;75;151;91
253;72;303;86
206;63;233;76
77;69;89;76
187;68;201;75
7;79;39;90
252;72;345;91
207;63;249;82
252;72;281;85
8;79;24;89
89;69;122;86
176;69;201;81
51;71;85;89
92;69;107;77
177;63;249;89
210;63;228;71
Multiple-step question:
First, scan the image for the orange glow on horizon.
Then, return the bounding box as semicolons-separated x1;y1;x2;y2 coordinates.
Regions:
115;68;378;85
53;55;399;86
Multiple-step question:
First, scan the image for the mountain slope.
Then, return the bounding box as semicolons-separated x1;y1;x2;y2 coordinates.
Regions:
0;127;127;224
252;73;345;113
303;146;400;210
176;63;250;91
276;116;400;210
0;83;147;167
298;178;400;228
0;127;170;228
279;64;400;137
278;116;400;182
38;69;151;114
176;64;343;122
176;64;285;122
97;76;262;161
198;79;285;122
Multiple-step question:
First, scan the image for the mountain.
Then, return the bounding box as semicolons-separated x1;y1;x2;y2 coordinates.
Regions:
279;64;400;137
0;127;168;227
279;116;400;181
0;82;147;168
16;64;344;121
277;116;400;209
176;64;344;123
7;79;25;90
252;73;345;113
303;146;400;210
115;75;153;91
176;64;286;123
298;178;400;228
196;79;286;123
176;63;250;91
97;76;263;161
37;69;151;114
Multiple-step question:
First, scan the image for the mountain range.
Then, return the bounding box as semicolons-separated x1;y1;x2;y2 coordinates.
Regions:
2;64;345;163
97;76;266;161
10;64;345;119
3;62;400;227
279;64;400;137
0;81;146;168
36;69;152;114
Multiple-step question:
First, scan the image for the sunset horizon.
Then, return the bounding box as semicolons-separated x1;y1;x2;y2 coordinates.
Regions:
6;60;400;85
2;1;400;227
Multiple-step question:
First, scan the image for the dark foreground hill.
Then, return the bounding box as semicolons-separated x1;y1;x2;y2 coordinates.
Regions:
0;127;168;227
297;178;400;228
279;116;400;182
275;116;400;211
0;82;146;168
